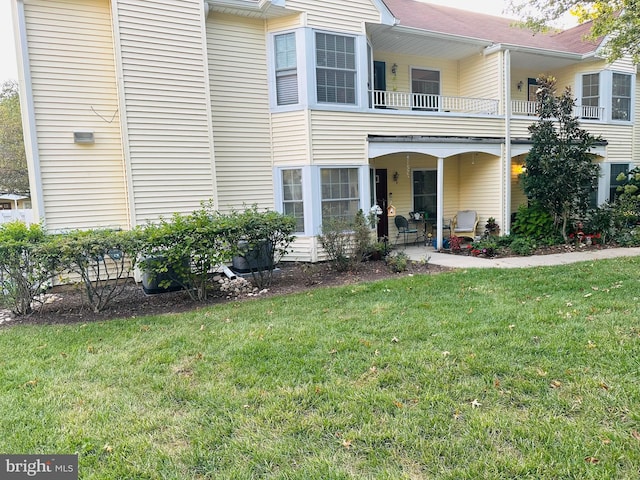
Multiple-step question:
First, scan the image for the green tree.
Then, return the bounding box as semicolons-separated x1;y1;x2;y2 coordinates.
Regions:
520;76;600;242
0;81;29;194
509;1;640;63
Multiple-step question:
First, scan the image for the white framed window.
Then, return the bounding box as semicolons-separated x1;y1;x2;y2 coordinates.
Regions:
275;32;298;106
281;168;304;232
581;73;600;119
320;167;360;222
315;32;356;105
612;73;632;121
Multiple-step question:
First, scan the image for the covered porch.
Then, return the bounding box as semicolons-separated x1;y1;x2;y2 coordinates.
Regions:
368;136;520;250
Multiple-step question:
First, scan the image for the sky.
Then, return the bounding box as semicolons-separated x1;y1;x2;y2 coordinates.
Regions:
0;0;574;84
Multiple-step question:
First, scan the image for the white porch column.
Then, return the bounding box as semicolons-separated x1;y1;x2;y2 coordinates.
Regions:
436;156;444;250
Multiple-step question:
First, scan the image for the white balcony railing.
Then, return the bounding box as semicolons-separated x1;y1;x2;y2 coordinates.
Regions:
511;100;605;120
371;90;500;115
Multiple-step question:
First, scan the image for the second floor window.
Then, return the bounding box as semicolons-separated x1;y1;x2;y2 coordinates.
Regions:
275;33;298;106
315;33;356;104
581;73;599;108
612;73;631;121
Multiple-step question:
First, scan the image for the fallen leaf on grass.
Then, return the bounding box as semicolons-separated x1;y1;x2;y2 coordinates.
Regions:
200;324;205;331
394;401;403;409
471;399;482;408
536;368;547;377
549;380;562;389
632;430;640;441
391;337;399;343
599;382;609;390
584;456;599;464
24;379;38;388
342;439;352;449
103;444;113;453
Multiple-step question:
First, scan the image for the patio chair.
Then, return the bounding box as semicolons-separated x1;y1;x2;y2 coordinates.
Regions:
451;210;479;240
394;215;419;246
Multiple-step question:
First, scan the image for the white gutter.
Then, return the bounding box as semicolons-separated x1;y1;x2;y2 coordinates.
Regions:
12;0;44;222
504;49;512;234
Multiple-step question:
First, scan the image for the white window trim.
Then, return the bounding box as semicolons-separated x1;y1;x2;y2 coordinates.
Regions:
578;70;636;123
268;28;308;112
274;166;313;235
308;29;368;111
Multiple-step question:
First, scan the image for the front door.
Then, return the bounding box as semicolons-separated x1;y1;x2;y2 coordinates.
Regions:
375;169;389;239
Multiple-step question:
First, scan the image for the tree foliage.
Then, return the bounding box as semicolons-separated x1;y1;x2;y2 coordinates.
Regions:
520;76;600;242
509;1;640;63
0;81;29;194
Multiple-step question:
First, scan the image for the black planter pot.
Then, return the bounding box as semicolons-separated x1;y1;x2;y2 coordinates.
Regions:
232;240;273;274
141;256;189;294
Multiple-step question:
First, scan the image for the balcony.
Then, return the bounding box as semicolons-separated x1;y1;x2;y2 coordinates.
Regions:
370;90;500;115
511;100;605;120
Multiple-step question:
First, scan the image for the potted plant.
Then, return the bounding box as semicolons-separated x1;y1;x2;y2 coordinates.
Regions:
484;217;500;236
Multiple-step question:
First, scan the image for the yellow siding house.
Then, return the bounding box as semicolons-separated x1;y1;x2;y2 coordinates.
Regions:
12;0;639;260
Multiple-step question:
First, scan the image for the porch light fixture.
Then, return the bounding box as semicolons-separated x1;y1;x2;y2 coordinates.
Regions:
391;63;398;75
393;171;399;183
517;80;524;91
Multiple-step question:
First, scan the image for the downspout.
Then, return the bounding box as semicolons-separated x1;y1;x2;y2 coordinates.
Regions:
12;0;44;222
504;49;512;234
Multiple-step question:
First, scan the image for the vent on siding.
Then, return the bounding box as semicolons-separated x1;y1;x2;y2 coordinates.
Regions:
74;131;95;144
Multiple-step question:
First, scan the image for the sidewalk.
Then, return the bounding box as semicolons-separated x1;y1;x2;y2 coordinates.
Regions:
402;245;640;269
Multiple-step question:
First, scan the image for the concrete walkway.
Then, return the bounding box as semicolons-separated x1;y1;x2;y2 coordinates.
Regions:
402;245;640;269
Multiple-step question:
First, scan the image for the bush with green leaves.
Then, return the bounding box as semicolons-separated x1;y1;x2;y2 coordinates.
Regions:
138;203;230;302
508;237;536;256
319;210;377;272
319;217;354;272
511;203;556;240
385;250;409;272
0;221;56;315
224;206;296;288
52;228;140;312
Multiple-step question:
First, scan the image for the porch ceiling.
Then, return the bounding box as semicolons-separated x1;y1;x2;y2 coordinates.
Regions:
368;24;488;60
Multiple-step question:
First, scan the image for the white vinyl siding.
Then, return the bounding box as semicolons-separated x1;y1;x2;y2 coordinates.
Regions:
286;0;381;31
207;13;274;210
113;0;214;223
22;0;128;230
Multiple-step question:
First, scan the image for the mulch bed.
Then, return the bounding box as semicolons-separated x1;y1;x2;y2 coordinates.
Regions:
1;260;451;327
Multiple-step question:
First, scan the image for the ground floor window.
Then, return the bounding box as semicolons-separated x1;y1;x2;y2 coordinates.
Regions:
321;168;360;223
281;169;304;232
608;163;628;202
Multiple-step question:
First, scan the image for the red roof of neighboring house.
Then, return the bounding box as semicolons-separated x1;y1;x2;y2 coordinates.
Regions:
381;0;602;54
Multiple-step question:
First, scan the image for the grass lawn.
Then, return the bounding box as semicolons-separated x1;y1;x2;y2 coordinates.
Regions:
1;257;639;479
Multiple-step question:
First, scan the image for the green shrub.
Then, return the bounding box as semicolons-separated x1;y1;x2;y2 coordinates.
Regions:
511;203;556;239
509;237;536;256
0;222;56;315
138;203;230;301
386;251;409;272
224;206;296;288
52;228;140;312
319;217;354;272
319;210;377;272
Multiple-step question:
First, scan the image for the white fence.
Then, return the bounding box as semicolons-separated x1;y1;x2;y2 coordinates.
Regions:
0;209;34;225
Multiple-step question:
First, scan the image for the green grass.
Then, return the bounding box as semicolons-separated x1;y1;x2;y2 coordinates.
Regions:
1;258;640;479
